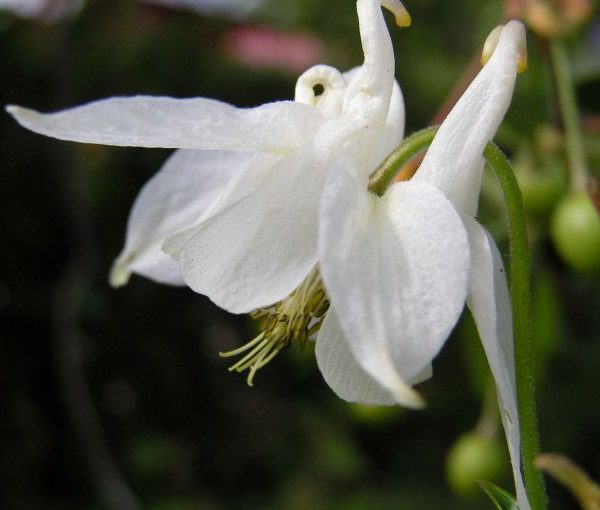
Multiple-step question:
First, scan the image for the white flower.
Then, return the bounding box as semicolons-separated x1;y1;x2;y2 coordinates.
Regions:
7;0;409;311
314;20;530;510
8;4;529;507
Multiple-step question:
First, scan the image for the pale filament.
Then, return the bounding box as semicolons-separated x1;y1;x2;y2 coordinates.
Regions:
220;267;329;386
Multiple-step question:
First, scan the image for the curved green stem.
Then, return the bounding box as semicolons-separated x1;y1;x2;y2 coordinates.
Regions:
371;131;547;509
368;127;437;195
484;142;547;510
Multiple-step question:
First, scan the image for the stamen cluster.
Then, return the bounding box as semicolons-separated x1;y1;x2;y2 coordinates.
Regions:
219;268;329;385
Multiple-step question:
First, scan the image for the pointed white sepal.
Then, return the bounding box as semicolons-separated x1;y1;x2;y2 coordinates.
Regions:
463;216;531;510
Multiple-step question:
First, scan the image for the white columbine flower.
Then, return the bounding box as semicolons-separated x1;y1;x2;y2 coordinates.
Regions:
8;3;529;507
8;0;409;309
314;20;530;510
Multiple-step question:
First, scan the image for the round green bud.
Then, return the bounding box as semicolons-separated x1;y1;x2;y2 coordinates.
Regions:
445;432;506;496
550;192;600;275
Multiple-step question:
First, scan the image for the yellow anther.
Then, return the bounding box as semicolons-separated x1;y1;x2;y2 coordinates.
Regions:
269;322;288;342
380;0;411;27
249;309;268;319
306;288;325;313
296;329;308;347
221;267;329;385
292;315;311;333
313;299;330;318
481;24;528;74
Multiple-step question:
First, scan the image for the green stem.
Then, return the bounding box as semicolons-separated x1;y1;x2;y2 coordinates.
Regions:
549;41;588;192
371;132;547;509
368;127;438;195
484;142;547;510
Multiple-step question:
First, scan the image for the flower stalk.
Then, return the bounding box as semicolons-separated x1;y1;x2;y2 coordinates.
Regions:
549;40;588;192
484;142;547;510
368;127;438;195
372;129;547;509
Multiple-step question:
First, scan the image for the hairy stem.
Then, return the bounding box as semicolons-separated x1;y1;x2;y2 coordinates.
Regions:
484;142;547;510
371;130;547;508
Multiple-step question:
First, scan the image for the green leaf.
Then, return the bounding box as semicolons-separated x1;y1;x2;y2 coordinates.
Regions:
476;480;520;510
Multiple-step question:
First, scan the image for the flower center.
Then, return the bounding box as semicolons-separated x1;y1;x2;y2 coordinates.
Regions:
219;267;329;386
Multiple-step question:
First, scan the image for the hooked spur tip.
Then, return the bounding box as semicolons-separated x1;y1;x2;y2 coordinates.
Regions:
380;0;412;27
109;259;131;288
481;22;528;74
392;379;426;409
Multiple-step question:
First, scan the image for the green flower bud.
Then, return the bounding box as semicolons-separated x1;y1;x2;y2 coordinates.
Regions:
550;192;600;275
446;432;507;496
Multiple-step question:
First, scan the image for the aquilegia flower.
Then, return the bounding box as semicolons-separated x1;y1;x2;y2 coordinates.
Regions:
315;20;530;509
8;1;529;507
8;0;409;310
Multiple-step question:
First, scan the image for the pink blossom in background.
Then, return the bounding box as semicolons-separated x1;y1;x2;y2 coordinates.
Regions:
220;25;324;73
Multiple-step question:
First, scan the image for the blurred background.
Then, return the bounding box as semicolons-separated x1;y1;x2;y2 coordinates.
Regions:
1;0;599;508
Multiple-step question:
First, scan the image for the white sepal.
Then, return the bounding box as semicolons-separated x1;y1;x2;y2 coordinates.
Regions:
463;215;530;510
414;21;525;213
7;97;324;154
110;149;255;287
318;158;470;405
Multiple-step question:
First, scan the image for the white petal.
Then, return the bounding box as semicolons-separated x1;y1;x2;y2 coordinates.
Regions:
161;77;390;314
369;78;405;167
316;308;432;405
110;149;257;287
318;159;470;406
344;0;395;115
463;216;530;510
414;21;524;212
341;0;396;165
162;140;338;314
316;310;397;405
6;97;324;154
295;65;348;119
343;67;406;169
